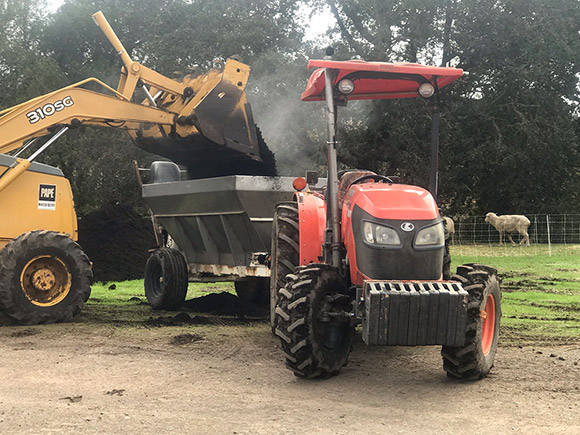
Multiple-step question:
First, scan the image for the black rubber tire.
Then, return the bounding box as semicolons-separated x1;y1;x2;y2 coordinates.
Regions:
269;202;300;331
0;230;92;325
144;248;188;310
274;264;354;379
234;277;269;305
443;227;452;280
442;263;502;380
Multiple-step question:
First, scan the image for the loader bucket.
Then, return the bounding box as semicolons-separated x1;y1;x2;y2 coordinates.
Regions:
135;106;276;179
131;58;277;179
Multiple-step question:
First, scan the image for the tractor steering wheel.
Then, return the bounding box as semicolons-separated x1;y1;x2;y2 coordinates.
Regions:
350;174;394;185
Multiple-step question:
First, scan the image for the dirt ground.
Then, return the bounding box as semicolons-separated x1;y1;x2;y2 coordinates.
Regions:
1;303;579;435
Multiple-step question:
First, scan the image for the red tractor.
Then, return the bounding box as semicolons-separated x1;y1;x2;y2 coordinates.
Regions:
270;53;501;379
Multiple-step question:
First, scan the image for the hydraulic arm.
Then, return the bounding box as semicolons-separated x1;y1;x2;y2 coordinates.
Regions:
0;11;272;193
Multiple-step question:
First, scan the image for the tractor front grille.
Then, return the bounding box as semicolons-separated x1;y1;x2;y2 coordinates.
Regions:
362;281;469;346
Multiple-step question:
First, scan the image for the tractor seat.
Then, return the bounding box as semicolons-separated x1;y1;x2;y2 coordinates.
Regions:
337;170;376;207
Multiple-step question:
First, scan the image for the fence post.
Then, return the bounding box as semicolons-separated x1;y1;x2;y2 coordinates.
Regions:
547;214;552;257
563;214;566;245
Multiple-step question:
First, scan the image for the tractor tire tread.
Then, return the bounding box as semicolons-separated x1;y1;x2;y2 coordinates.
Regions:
270;202;300;332
0;230;92;325
443;264;502;380
275;264;353;379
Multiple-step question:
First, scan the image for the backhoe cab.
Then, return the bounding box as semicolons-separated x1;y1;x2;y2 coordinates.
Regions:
271;54;501;380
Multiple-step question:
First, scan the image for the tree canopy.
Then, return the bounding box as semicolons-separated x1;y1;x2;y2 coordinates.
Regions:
0;0;579;216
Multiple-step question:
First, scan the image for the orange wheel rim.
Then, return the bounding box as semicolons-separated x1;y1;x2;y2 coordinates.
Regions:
20;255;72;307
481;294;496;356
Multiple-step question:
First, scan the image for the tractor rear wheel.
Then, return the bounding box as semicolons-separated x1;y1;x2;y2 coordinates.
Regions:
443;233;452;280
0;230;92;325
442;263;501;380
274;264;354;378
269;202;300;331
145;248;188;310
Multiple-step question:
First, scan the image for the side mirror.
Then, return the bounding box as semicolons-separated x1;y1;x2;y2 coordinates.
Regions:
306;170;319;187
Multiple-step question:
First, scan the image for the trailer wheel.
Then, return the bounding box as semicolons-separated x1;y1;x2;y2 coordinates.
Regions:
442;263;501;380
274;264;354;379
145;248;188;310
235;278;269;305
270;202;300;331
0;231;92;325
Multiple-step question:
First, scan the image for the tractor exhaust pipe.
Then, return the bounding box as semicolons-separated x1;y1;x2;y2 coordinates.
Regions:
429;101;441;203
323;50;343;270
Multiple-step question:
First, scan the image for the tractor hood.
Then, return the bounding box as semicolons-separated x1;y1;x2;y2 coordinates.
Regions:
344;183;440;221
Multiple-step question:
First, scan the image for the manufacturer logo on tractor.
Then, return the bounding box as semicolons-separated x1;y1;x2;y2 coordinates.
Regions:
38;184;56;210
401;222;415;232
26;96;74;124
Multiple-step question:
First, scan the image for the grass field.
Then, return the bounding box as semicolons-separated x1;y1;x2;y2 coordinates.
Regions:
88;244;580;344
451;244;580;344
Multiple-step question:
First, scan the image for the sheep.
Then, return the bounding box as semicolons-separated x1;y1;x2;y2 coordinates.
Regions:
442;216;455;244
485;212;531;246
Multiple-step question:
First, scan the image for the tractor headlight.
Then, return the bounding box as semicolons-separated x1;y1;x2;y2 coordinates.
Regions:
418;82;435;99
338;79;355;95
414;222;445;248
363;221;401;246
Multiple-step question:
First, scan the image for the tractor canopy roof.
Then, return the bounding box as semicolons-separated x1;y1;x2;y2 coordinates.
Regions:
301;59;463;101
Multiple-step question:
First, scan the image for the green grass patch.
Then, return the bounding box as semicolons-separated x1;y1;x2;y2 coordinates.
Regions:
89;280;234;305
451;244;580;343
82;280;235;326
84;244;580;343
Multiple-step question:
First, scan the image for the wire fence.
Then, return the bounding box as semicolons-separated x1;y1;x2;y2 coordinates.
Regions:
448;214;580;257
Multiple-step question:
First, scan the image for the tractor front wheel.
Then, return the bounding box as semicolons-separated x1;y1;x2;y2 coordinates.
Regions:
144;248;188;310
274;264;354;378
0;231;92;325
442;263;501;380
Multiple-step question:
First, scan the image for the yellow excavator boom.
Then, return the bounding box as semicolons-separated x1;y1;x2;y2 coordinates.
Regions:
0;10;271;193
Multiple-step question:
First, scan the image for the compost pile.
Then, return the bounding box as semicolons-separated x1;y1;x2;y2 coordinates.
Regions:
137;126;277;179
78;204;156;282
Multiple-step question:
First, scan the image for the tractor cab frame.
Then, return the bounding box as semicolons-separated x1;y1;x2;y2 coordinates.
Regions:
301;56;463;272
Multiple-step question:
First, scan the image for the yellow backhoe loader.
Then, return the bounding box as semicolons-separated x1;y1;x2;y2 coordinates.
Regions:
0;12;274;325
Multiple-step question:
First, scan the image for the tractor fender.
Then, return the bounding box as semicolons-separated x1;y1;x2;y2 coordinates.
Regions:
295;192;326;265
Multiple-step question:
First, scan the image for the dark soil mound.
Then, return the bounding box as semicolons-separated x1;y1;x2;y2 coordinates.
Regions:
137;126;277;179
145;313;213;327
170;333;204;345
183;292;268;318
78;204;156;282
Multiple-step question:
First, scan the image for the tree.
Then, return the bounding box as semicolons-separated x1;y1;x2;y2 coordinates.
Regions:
0;0;66;108
20;0;310;215
310;0;580;214
442;0;580;214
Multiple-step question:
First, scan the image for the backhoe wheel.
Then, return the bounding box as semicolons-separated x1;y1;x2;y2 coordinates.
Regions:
235;277;269;306
144;248;188;310
275;264;354;379
269;202;300;331
442;263;502;380
0;230;92;325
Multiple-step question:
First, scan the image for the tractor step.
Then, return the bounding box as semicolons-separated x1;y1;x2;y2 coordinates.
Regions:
361;281;469;347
